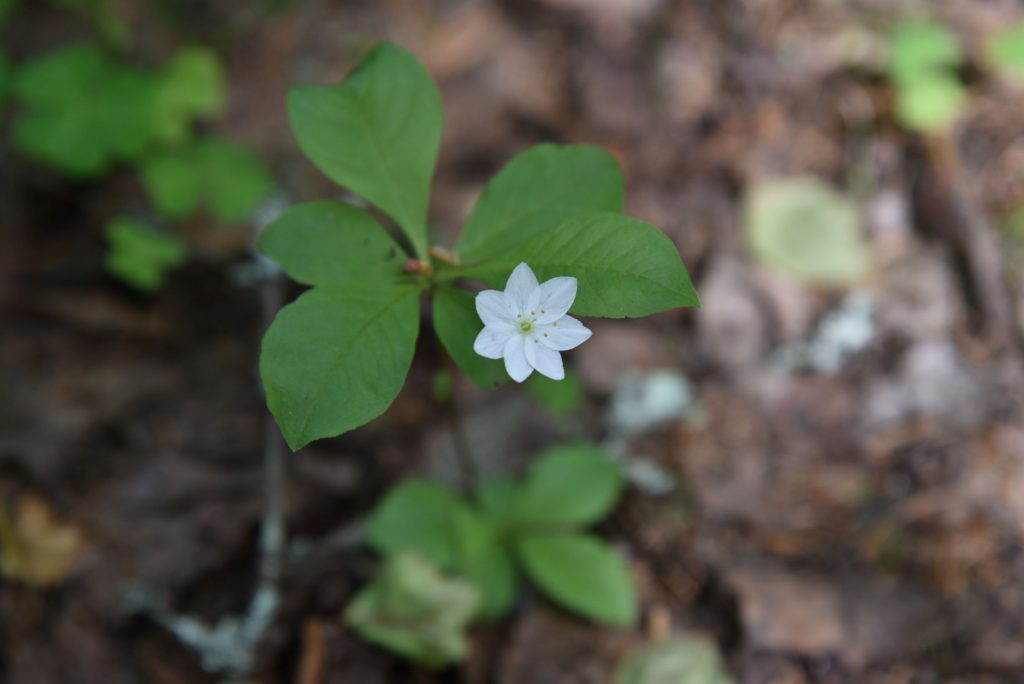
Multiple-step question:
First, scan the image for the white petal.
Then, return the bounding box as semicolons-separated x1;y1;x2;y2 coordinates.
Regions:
475;290;515;329
503;334;533;382
473;326;514;359
504;263;539;313
535;277;577;324
525;335;565;380
538;316;592;351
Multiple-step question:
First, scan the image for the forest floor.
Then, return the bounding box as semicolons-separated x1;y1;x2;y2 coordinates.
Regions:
4;0;1024;682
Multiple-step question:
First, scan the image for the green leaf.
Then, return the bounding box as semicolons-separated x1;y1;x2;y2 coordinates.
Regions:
199;139;273;221
989;25;1024;77
260;201;405;286
154;46;226;144
345;552;479;668
476;478;524;530
0;52;10;104
104;217;186;291
894;73;965;132
526;370;582;415
515;532;636;626
433;286;508;390
0;0;16;24
12;44;157;176
142;139;273;222
456;144;624;262
615;635;734;684
288;42;442;258
888;20;961;84
516;444;623;528
459;212;699;318
141;152;203;219
452;506;518;619
744;177;871;285
368;481;468;567
368;480;518;620
259;282;420;449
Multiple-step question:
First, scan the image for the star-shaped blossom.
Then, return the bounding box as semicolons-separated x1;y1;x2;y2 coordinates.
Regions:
473;262;592;382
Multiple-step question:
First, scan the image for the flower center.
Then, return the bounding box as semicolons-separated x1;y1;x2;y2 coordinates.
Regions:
518;319;534;333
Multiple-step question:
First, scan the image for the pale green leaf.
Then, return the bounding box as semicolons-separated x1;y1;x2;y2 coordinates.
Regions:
515;532;636;626
615;635;734;684
345;552;479;668
895;74;965;132
259;282;420;449
154;46;226;144
515;444;623;528
988;25;1024;78
288;42;442;258
456;144;624;262
452;506;518;619
433;286;508;390
459;212;699;318
476;478;524;530
104;217;186;291
744;177;871;285
260;201;405;286
888;20;961;84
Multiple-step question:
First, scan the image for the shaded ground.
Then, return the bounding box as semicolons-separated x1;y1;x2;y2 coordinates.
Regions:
3;0;1024;682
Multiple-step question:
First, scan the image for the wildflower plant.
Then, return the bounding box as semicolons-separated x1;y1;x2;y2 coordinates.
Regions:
259;42;699;450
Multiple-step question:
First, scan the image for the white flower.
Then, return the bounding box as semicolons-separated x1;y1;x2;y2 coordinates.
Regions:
473;262;592;382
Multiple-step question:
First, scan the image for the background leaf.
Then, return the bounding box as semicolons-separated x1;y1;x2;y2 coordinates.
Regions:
287;42;442;258
104;217;185;291
368;480;518;619
744;177;871;285
433;286;508;389
988;25;1024;78
345;552;479;668
888;21;961;83
526;370;583;415
615;635;734;684
515;532;636;627
515;444;623;527
259;282;420;450
154;46;226;144
459;212;698;318
368;481;468;567
260;201;404;286
456;144;624;262
141;152;203;218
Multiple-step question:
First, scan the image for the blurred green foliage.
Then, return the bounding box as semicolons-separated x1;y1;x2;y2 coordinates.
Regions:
744;177;870;286
988;25;1024;78
0;0;15;24
359;444;634;665
154;46;226;144
104;218;186;291
345;552;480;669
0;52;10;103
527;370;583;415
887;20;965;132
143;139;273;222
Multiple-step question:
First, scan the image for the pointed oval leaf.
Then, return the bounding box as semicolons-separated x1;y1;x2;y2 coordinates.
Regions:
456;144;624;262
260;282;421;449
515;444;623;528
432;286;508;389
260;200;406;287
515;532;637;627
287;43;442;258
459;212;699;318
368;481;468;567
